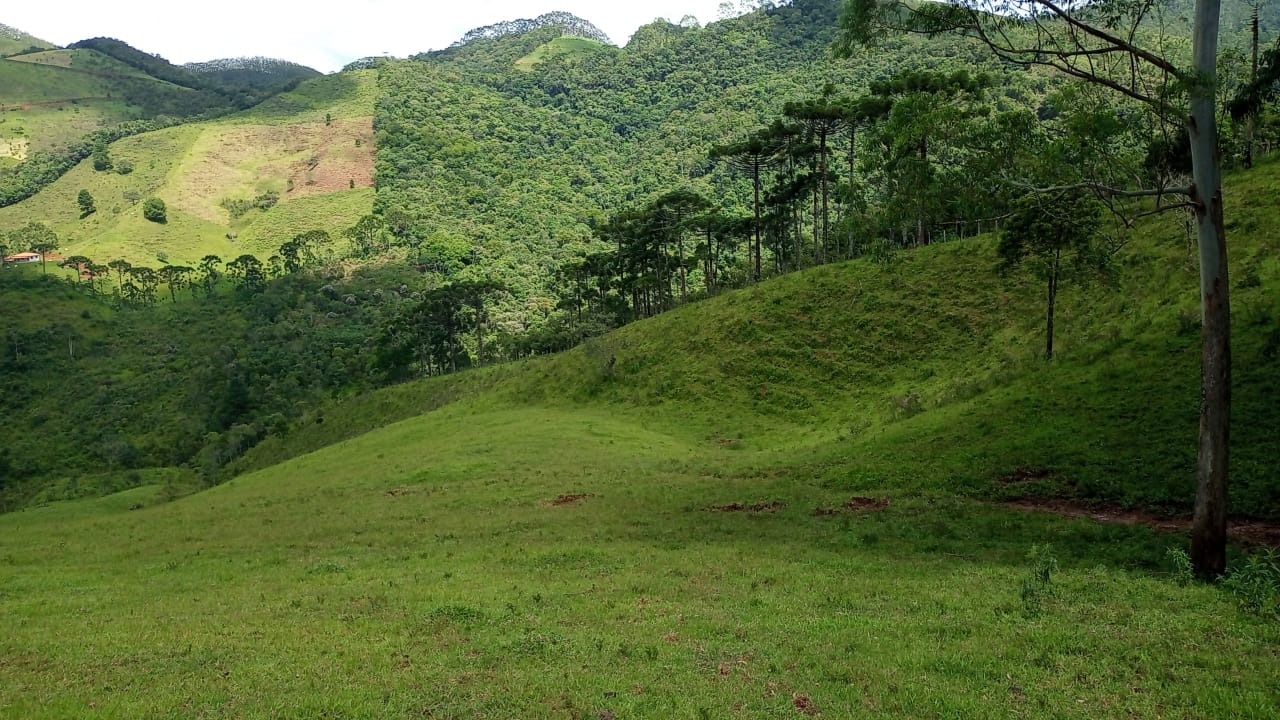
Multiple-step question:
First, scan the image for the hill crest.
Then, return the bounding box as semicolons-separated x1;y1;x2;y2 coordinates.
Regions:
451;11;612;47
0;21;54;55
184;56;320;76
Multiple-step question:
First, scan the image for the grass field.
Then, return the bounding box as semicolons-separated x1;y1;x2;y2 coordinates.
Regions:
1;158;1277;716
0;71;379;265
0;101;137;155
1;407;1276;718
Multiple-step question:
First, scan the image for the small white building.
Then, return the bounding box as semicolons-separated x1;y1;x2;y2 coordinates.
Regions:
2;252;42;264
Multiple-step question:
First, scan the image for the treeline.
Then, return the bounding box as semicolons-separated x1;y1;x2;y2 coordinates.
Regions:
546;35;1280;339
549;69;1027;337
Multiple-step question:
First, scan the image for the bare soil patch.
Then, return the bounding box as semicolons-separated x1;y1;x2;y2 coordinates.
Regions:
1006;499;1280;547
813;496;892;516
707;501;786;513
998;466;1055;484
550;493;595;506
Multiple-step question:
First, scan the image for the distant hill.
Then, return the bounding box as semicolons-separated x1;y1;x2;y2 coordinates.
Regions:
0;22;54;57
0;70;379;265
0;38;320;207
184;56;322;90
69;38;317;108
451;11;612;47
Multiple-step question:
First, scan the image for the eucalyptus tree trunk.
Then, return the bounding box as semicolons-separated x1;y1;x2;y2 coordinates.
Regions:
752;164;763;282
1189;0;1231;579
1244;4;1259;168
1046;251;1059;361
819;129;830;261
916;137;928;246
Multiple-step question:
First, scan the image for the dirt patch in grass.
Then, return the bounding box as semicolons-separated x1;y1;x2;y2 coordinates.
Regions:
998;466;1054;484
286;117;375;196
1006;499;1280;547
174;117;375;222
792;694;819;716
385;486;415;498
550;493;595;506
708;501;786;513
813;496;891;516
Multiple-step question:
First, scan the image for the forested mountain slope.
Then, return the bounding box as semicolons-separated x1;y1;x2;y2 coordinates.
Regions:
183;56;322;90
376;0;1032;331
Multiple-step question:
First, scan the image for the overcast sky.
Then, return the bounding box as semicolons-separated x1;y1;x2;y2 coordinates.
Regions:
3;1;746;73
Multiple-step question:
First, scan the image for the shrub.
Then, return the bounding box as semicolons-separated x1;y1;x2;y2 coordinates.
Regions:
1223;550;1280;618
1166;546;1195;586
143;198;167;223
1020;544;1059;617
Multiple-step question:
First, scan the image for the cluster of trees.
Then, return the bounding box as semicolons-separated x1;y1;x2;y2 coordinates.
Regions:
371;280;506;380
220;192;279;219
0;258;432;503
553;68;1026;335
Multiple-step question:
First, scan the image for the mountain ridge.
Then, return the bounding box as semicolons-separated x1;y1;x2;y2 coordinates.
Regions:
451;11;613;47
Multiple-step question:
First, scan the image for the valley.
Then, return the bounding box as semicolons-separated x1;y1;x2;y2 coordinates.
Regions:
0;1;1278;717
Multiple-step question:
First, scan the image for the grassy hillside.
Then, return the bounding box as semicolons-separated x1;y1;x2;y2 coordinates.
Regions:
241;156;1280;520
6;48;158;80
0;22;53;56
0;47;241;160
0;71;378;264
1;160;1278;718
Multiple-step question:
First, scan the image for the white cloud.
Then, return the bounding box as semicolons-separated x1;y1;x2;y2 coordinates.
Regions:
3;1;748;72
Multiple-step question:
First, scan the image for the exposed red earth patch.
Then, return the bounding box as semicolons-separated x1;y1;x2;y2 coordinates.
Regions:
793;693;819;716
1006;499;1280;547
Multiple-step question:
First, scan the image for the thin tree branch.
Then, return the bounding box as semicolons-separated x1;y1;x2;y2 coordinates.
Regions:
1033;0;1184;79
1017;181;1191;198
